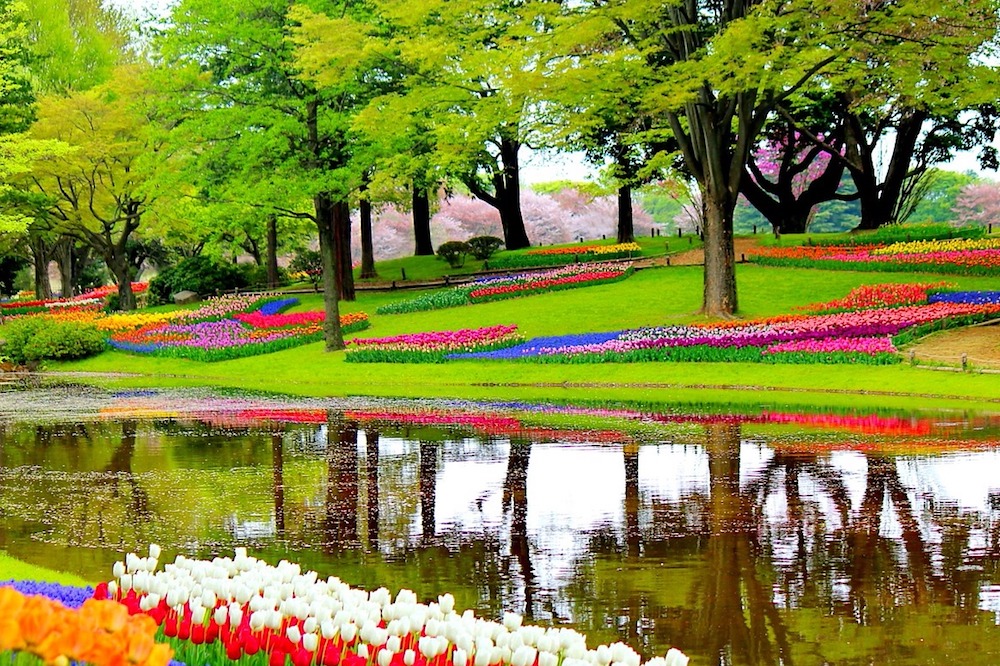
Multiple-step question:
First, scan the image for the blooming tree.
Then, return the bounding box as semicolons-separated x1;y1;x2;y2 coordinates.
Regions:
952;181;1000;228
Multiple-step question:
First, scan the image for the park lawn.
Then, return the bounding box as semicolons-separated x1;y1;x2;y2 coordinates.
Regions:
0;551;91;586
50;264;1000;412
350;235;685;284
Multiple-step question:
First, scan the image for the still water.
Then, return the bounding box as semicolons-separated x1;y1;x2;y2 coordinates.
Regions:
2;386;1000;665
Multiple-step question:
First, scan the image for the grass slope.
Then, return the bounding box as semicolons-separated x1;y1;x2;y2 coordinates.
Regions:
49;264;1000;412
0;552;91;586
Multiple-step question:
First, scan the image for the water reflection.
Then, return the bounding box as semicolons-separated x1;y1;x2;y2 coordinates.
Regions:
1;390;1000;664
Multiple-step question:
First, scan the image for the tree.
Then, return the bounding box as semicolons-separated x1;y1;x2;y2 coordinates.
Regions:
27;67;161;310
953;180;1000;228
741;118;848;234
343;0;563;251
157;0;388;350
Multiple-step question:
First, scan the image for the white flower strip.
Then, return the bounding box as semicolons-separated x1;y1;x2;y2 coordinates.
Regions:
110;545;688;666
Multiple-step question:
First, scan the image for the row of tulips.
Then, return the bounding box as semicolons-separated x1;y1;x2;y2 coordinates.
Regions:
109;295;370;361
797;282;952;313
486;246;641;270
525;243;642;257
376;264;634;315
437;291;1000;365
0;283;148;316
345;325;523;363
96;546;689;666
748;240;1000;275
0;585;172;666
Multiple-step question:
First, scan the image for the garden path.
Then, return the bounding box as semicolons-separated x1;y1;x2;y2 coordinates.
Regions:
906;323;1000;371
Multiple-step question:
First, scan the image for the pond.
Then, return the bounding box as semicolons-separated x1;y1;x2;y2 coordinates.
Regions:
2;385;1000;665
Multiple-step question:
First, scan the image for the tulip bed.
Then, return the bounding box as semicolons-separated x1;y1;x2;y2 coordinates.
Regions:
747;238;1000;276
345;325;524;363
440;287;1000;365
0;585;172;666
484;244;641;270
109;295;370;362
375;264;634;315
0;283;148;317
88;546;688;666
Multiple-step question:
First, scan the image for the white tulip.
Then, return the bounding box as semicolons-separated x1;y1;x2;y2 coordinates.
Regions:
404;650;416;666
596;646;612;666
439;594;456;615
148;543;161;559
341;622;358;643
503;613;522;631
474;648;491;666
358;645;370;660
250;611;267;632
267;610;283;631
454;648;468;666
378;649;394;666
419;636;435;659
229;604;244;627
663;649;689;666
202;590;217;609
112;561;125;579
387;636;402;654
287;626;302;645
321;620;337;640
304;618;318;635
214;606;229;626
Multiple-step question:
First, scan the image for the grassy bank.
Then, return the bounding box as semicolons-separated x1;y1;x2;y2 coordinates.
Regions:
44;264;1000;413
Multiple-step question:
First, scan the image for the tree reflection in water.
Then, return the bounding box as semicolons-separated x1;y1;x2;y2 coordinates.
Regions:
503;437;534;620
323;413;359;550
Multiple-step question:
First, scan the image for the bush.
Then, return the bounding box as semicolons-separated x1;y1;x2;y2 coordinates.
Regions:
289;251;323;291
147;256;249;306
466;236;505;260
1;317;106;365
437;241;472;269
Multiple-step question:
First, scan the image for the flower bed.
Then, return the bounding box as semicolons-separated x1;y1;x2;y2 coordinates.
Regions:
346;325;523;363
747;239;1000;276
376;263;634;315
444;290;1000;365
487;244;641;270
0;585;172;666
0;283;149;317
95;546;689;666
797;282;952;313
109;296;370;362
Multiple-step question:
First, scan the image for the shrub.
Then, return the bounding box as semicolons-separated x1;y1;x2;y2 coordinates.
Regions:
437;241;472;268
1;317;106;365
289;251;323;291
147;256;249;306
466;236;505;260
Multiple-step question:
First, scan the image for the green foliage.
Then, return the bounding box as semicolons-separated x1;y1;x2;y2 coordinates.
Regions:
147;255;249;306
437;241;472;269
810;223;986;247
1;316;106;364
376;289;472;315
289;250;322;289
466;236;504;261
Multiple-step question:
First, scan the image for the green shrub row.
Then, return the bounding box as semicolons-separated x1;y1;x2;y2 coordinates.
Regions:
809;223;986;247
1;318;106;365
487;249;637;270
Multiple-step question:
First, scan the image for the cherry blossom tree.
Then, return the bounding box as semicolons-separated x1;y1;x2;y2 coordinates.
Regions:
952;181;1000;228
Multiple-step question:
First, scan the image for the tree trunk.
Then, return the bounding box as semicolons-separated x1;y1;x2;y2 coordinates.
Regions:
29;237;52;300
702;188;738;317
617;184;635;243
315;192;345;351
497;136;530;250
333;199;355;301
54;238;74;297
359;188;378;279
266;215;280;289
108;257;136;311
412;184;434;256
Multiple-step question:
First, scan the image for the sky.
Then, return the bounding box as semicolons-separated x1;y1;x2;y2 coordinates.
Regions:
109;0;994;184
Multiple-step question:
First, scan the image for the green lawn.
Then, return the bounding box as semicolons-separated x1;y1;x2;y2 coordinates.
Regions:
47;263;1000;412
